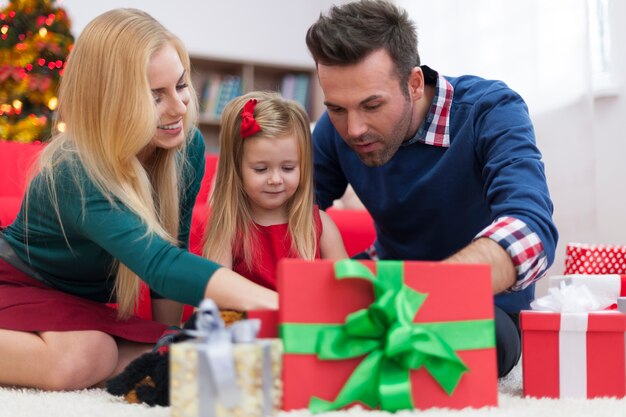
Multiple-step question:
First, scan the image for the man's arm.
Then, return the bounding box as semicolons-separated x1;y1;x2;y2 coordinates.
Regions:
465;86;557;294
443;237;515;294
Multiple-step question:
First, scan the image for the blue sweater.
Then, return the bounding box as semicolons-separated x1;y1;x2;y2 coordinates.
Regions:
313;73;558;313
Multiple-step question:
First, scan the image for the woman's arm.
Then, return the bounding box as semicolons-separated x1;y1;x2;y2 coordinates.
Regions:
204;267;278;310
319;210;348;259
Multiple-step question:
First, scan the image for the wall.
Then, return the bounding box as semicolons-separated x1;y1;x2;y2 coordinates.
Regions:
593;0;626;246
58;0;345;67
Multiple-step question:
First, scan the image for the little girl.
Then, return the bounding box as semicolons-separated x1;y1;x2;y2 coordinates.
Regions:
203;91;347;290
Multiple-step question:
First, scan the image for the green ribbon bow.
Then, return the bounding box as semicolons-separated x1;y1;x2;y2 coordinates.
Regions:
281;259;496;413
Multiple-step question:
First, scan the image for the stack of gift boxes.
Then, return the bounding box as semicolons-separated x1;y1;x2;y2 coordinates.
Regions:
170;259;500;416
169;243;626;416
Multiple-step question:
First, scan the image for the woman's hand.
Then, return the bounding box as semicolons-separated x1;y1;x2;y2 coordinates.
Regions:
203;267;278;310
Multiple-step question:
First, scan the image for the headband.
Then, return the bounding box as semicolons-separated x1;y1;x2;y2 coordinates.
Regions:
240;99;261;138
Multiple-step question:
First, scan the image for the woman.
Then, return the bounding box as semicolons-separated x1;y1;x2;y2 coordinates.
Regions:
0;8;276;390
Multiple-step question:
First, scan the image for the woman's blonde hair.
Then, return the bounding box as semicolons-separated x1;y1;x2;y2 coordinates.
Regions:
203;91;315;270
29;8;199;319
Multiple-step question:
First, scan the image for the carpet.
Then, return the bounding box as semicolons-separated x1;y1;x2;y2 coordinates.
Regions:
0;364;621;417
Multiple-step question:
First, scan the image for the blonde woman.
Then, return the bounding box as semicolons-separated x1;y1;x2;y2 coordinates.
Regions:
0;9;276;391
203;92;347;290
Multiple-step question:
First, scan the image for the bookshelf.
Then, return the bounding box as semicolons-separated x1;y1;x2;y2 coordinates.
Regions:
189;55;323;153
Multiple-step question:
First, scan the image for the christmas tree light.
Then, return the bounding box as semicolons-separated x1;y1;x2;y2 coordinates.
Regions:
0;0;73;142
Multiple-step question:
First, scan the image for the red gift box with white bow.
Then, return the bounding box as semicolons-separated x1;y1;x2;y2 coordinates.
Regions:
521;282;626;399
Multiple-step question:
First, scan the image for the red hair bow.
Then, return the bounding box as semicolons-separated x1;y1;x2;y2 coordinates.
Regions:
240;99;261;138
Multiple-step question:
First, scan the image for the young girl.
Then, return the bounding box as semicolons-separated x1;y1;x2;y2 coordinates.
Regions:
203;91;347;290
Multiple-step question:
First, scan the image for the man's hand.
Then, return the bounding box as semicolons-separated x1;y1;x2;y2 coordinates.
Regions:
443;237;516;294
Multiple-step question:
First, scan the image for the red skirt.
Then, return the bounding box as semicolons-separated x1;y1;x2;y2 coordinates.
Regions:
0;259;167;343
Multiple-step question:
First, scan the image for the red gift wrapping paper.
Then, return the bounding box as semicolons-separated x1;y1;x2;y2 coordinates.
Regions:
565;243;626;275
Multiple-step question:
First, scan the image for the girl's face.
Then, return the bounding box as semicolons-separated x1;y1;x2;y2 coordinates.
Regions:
241;134;301;223
147;43;190;150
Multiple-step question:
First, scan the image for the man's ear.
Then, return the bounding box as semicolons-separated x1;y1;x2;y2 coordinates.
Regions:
407;66;424;102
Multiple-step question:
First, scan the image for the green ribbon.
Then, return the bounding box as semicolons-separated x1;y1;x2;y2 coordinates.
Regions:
280;259;496;413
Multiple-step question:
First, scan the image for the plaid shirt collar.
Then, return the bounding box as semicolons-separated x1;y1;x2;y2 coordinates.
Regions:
404;66;453;148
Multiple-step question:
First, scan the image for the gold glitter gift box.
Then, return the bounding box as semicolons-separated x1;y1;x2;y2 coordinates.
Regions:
170;337;282;417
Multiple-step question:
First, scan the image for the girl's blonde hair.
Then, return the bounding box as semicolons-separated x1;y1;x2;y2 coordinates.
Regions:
28;8;199;319
203;91;315;270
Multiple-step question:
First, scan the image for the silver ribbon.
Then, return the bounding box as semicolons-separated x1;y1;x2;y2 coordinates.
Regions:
260;340;273;417
185;299;264;417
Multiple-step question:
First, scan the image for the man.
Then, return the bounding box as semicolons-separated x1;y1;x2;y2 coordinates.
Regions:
306;0;558;377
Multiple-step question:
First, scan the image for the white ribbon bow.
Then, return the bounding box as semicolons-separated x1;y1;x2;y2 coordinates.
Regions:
530;281;613;312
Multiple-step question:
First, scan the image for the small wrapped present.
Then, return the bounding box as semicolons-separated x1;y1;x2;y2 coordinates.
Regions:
522;282;626;398
564;243;626;275
278;259;498;412
170;300;282;417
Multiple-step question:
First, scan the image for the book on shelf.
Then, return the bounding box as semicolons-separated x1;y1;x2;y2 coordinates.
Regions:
281;73;296;103
200;73;222;119
293;73;310;112
200;74;243;120
213;75;243;119
280;73;310;113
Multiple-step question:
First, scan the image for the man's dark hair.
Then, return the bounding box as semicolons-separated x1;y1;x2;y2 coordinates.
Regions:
306;0;419;92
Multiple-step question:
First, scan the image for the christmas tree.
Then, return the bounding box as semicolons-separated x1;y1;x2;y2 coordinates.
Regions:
0;0;73;143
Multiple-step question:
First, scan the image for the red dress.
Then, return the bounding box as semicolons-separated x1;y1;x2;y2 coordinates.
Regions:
0;258;167;342
232;208;322;290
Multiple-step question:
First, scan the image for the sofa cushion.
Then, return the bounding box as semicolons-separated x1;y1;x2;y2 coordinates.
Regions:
0;141;44;199
194;153;218;206
0;196;23;227
326;207;376;257
190;205;209;256
0;141;45;227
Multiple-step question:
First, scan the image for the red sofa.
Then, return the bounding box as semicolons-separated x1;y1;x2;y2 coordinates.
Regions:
0;141;376;319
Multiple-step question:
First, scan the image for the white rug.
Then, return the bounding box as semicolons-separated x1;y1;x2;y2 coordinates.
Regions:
0;364;621;417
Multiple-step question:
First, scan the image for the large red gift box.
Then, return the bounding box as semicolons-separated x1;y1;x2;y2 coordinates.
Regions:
278;259;498;412
564;243;626;275
521;310;626;399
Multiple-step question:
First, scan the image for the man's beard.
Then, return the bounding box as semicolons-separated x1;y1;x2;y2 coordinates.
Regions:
350;106;413;167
